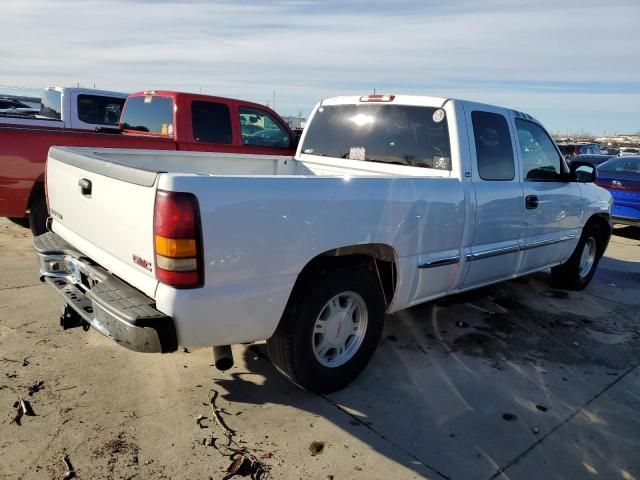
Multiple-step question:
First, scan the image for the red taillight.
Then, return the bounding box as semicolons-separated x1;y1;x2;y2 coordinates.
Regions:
359;94;395;102
154;190;203;288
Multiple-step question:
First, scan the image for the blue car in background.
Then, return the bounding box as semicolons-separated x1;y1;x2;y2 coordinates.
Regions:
596;156;640;226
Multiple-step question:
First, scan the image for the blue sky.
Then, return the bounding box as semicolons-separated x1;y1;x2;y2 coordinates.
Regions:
1;0;639;134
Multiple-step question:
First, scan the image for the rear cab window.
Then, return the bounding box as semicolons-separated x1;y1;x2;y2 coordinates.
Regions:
516;119;564;181
120;95;174;135
471;111;515;180
301;104;451;170
77;94;125;126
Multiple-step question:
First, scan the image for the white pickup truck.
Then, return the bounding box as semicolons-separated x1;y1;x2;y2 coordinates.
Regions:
0;86;126;129
35;94;612;392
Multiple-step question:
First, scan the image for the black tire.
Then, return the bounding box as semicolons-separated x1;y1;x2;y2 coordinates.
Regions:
28;196;48;236
551;223;604;290
267;265;385;393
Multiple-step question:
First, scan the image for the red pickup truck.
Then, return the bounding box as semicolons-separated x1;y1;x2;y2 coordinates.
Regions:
0;90;296;234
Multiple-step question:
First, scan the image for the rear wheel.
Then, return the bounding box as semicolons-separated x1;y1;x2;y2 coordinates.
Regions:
551;223;604;290
267;265;385;393
28;196;48;236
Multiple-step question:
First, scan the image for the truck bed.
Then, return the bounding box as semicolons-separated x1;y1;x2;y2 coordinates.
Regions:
54;147;455;179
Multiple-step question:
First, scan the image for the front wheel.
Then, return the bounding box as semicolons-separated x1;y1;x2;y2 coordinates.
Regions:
267;265;385;393
551;223;604;290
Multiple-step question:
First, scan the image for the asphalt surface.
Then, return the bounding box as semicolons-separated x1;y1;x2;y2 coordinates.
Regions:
1;218;639;479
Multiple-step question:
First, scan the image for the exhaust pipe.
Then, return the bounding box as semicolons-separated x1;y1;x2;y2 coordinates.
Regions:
212;345;234;371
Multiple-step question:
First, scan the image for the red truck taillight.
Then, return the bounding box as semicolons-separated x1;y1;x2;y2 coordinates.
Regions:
154;190;203;288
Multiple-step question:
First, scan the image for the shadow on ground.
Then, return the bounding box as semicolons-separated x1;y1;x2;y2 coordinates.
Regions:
612;225;640;241
214;266;640;479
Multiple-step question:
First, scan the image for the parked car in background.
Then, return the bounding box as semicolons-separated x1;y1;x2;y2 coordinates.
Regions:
618;147;640;157
0;86;127;129
557;142;603;158
601;147;619;156
34;94;611;393
596;156;640;226
566;154;614;167
0;90;297;234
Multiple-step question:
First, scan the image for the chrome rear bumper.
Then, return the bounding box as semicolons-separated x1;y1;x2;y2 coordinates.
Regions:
34;232;177;353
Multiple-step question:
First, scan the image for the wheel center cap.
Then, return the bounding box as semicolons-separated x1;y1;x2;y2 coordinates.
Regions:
326;312;352;346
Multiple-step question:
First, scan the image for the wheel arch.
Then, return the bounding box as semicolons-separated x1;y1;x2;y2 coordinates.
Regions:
584;212;612;255
288;243;399;309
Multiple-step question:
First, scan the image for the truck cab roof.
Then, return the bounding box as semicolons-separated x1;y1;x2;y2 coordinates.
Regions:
318;94;541;124
127;90;280;113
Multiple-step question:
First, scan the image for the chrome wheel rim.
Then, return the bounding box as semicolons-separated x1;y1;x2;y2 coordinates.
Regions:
578;237;596;279
312;291;368;368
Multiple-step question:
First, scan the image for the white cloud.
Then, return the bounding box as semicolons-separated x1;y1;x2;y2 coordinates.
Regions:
1;0;638;132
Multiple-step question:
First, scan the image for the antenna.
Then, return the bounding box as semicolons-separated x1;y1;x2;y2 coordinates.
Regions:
272;90;276;110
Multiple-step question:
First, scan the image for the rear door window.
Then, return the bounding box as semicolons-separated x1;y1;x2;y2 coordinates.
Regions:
121;96;174;134
192;101;232;143
77;94;125;125
471;111;515;180
516;119;563;181
239;107;291;148
301;104;451;170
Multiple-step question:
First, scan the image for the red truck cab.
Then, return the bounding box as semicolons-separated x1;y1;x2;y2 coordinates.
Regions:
120;91;296;154
0;91;296;233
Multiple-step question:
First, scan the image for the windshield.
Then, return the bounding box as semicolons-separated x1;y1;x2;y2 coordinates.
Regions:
301;104;452;170
40;89;62;120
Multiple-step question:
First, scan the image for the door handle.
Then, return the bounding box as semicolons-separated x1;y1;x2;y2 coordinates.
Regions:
525;195;539;209
78;178;92;196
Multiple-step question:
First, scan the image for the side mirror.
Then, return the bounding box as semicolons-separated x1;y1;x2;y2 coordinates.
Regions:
570;161;597;183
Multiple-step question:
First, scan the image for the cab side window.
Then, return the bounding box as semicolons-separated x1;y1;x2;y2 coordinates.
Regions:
192;101;232;144
516;119;563;181
471;111;515;180
77;94;125;126
239;107;291;149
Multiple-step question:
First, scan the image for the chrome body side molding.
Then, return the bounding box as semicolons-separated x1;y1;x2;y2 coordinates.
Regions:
418;255;460;269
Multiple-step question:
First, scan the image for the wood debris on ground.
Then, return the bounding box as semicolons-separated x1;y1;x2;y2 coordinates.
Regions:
309;441;325;456
200;389;271;480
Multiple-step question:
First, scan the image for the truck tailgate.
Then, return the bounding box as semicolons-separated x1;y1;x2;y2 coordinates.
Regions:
46;147;160;298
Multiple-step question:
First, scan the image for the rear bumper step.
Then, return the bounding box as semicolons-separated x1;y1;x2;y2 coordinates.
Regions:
34;232;177;353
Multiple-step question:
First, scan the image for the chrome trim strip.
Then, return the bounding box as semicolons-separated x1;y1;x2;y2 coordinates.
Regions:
418;255;460;269
470;245;519;261
464;234;577;262
520;234;576;251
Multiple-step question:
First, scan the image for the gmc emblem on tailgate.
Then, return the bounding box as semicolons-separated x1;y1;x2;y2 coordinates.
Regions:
132;255;152;271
